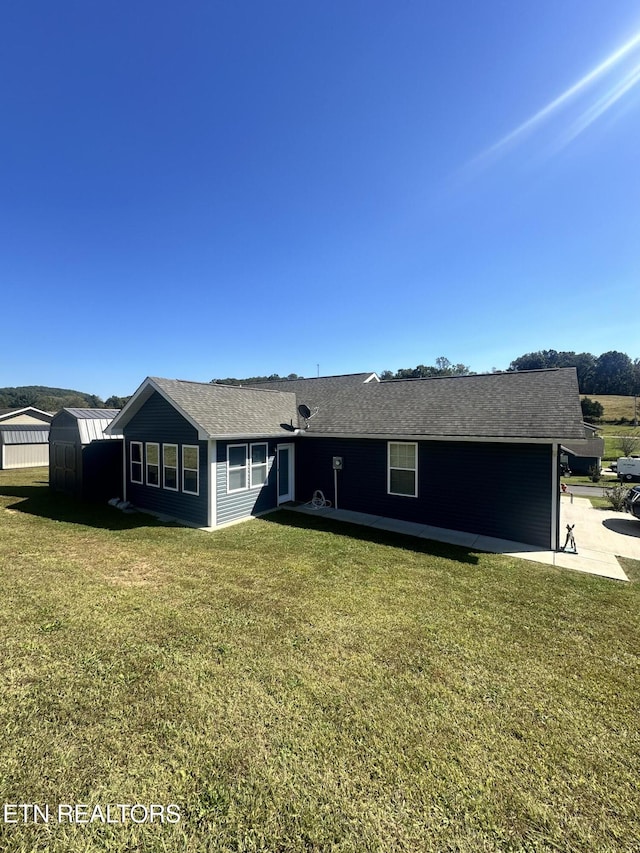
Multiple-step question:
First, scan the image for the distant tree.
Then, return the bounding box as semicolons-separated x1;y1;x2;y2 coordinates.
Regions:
210;373;305;386
104;395;130;409
619;433;640;457
593;351;635;395
14;391;39;407
379;370;394;381
386;357;473;380
573;352;597;393
509;350;599;394
580;397;603;422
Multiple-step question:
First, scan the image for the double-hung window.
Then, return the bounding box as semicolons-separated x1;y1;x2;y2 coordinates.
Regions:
182;445;199;495
250;443;268;487
130;441;143;484
163;444;178;490
227;444;248;492
146;442;160;487
388;442;418;497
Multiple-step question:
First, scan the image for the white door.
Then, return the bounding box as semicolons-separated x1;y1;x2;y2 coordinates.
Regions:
277;444;294;504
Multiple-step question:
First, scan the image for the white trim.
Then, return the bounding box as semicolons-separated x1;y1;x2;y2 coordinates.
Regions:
276;443;295;504
130;441;143;484
162;443;179;491
182;445;200;495
145;442;160;487
0;406;53;423
363;373;380;383
208;440;216;528
227;443;248;493
249;442;269;488
387;441;418;497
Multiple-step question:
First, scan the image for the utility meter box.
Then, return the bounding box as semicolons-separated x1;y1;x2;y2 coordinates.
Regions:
332;457;343;470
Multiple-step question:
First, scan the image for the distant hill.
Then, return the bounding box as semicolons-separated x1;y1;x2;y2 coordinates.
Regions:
0;386;128;412
583;395;638;424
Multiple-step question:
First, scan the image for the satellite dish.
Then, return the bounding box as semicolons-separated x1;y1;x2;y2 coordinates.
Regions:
298;404;311;419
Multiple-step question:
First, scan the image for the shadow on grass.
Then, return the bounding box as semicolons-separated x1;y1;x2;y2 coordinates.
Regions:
0;484;166;531
265;509;480;565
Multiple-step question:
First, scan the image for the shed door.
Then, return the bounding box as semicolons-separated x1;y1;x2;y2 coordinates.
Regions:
51;442;77;492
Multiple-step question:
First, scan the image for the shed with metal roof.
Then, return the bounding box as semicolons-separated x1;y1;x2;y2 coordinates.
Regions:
0;424;50;469
49;408;123;500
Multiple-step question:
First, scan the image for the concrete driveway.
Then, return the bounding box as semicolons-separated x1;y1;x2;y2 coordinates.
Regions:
557;495;640;581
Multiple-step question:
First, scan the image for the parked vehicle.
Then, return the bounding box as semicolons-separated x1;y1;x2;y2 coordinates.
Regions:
617;457;640;481
624;485;640;519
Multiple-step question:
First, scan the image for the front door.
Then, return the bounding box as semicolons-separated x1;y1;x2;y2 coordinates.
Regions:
277;444;294;504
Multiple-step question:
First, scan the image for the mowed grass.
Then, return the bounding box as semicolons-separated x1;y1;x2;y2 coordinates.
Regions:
1;470;639;852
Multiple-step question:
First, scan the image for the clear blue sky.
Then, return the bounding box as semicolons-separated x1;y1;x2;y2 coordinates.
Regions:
2;1;640;399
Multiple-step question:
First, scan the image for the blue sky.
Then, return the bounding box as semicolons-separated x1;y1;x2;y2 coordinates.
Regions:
2;1;640;398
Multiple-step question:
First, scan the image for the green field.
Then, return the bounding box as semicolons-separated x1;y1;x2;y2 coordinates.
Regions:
583;394;638;423
1;469;639;852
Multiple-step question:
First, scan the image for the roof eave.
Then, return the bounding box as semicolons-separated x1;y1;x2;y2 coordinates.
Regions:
300;432;584;444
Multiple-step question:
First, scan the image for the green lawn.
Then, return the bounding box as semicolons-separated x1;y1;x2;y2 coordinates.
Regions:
1;469;639;852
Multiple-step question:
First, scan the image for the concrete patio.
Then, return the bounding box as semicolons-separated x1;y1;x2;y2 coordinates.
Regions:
289;494;638;582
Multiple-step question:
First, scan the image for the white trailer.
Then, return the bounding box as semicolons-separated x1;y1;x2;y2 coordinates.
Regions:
617;457;640;481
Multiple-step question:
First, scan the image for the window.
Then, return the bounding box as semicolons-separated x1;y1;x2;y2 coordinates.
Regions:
182;445;199;495
250;443;268;487
146;443;160;487
130;441;143;484
227;444;248;492
388;442;418;497
163;444;178;490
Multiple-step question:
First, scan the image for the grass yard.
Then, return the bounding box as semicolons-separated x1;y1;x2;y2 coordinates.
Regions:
1;469;639;852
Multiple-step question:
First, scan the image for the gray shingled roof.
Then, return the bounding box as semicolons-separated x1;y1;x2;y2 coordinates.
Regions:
113;369;584;441
563;438;605;457
288;369;585;439
149;377;298;438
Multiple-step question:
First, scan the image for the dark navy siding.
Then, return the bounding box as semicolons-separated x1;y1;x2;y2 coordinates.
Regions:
216;440;278;526
124;391;208;526
296;438;553;548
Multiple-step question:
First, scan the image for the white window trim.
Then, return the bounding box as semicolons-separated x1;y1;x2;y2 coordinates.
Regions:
249;442;269;489
182;445;199;495
387;441;418;497
130;441;143;484
227;443;248;493
146;442;160;488
163;443;179;491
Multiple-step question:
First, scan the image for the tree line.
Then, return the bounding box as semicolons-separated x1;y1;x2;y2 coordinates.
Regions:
212;351;639;396
0;386;130;412
4;349;638;413
507;350;640;396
